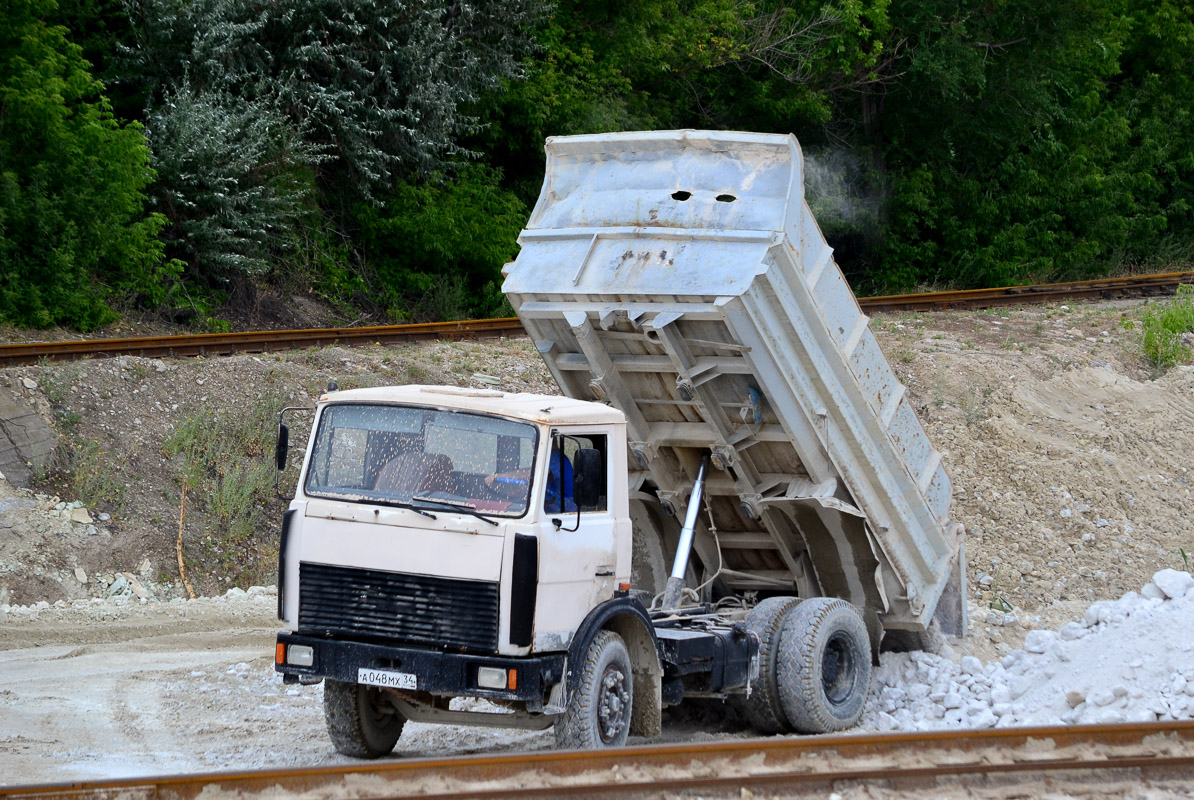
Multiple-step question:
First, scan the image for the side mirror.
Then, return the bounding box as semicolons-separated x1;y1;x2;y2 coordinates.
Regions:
275;423;290;471
573;448;603;510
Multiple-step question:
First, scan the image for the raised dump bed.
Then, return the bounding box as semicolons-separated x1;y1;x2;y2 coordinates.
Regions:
503;130;965;635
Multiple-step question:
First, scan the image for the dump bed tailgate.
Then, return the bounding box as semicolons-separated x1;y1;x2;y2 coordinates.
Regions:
503;131;965;633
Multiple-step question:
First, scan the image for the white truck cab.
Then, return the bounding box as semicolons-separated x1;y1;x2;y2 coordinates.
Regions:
279;385;633;659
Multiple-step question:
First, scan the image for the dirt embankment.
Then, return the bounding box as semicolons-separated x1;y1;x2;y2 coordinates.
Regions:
0;297;1190;654
1;297;1192;787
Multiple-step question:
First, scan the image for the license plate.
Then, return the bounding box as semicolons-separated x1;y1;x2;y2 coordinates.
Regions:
357;667;416;690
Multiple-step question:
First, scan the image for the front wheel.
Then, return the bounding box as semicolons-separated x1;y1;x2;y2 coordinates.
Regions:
323;679;406;758
554;630;633;749
776;597;871;734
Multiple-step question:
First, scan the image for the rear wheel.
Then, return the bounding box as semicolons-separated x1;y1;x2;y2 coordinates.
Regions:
776;597;871;734
554;630;633;749
737;596;802;734
323;679;405;758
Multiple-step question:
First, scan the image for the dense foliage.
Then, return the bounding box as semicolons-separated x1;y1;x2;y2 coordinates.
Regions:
2;0;1191;328
0;0;171;329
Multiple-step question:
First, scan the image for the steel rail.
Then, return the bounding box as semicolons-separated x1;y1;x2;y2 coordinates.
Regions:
5;721;1194;800
0;317;525;367
858;269;1194;312
0;271;1190;367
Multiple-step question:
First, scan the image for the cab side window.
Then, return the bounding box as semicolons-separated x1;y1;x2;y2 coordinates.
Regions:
547;434;607;513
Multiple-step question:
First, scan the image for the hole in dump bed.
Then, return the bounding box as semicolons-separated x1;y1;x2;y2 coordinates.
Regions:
716;194;737;203
671;190;691;201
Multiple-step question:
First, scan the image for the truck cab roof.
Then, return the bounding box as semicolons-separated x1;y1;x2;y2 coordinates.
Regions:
318;385;625;427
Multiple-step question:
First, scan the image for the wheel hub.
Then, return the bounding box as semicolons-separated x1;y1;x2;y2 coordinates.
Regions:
822;631;856;706
597;665;630;743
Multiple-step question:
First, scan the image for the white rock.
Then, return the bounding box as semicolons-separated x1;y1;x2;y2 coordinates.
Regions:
1023;630;1055;653
73;567;88;584
1091;707;1126;724
971;709;999;729
1125;707;1158;723
1152;569;1194;600
1083;602;1107;627
69;507;93;524
1141;583;1167;601
960;656;983;675
1058;622;1086;641
874;711;898;731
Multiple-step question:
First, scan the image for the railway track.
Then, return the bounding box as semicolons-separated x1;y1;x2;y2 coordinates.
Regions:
0;271;1189;367
4;721;1193;800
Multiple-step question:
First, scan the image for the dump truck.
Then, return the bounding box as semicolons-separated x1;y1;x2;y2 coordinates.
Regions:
273;130;966;757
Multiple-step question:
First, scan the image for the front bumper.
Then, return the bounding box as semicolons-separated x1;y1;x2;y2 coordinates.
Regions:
275;632;565;703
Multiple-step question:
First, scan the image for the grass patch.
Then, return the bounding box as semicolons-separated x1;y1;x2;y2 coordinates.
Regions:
67;438;128;509
37;360;83;416
1138;284;1194;373
163;393;283;586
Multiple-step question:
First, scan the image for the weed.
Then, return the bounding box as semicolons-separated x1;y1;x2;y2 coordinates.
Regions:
896;347;916;364
989;595;1013;613
400;363;430;384
1140;284;1194;373
126;361;152;381
962;398;985;427
68;438;127;508
38;360;83;407
1181;547;1190;571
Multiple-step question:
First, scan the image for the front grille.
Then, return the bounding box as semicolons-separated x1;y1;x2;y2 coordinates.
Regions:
299;562;499;653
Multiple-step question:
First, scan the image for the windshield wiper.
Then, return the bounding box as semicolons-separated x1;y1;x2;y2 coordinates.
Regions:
366;495;438;519
311;489;439;519
412;496;499;527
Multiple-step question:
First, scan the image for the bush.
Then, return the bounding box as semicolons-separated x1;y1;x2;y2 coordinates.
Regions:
0;0;171;329
356;164;527;321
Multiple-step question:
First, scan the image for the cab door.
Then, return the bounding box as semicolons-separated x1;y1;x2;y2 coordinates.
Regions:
532;430;616;650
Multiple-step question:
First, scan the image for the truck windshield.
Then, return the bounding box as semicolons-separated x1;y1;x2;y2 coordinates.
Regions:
304;404;538;517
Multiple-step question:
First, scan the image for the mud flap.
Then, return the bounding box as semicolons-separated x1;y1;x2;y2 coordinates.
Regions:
932;536;968;638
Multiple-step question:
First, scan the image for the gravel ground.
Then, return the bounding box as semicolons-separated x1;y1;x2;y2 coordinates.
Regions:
1;297;1192;786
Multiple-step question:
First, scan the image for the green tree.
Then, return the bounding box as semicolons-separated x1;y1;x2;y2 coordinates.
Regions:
475;0;891;203
355;164;527;320
146;83;322;282
122;0;546;201
862;0;1187;291
0;0;172;329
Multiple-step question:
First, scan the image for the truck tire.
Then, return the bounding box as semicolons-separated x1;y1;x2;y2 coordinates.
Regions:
554;630;633;749
776;597;871;734
323;679;405;758
737;596;802;734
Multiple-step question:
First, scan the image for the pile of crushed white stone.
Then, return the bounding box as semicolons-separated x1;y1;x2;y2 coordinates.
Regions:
863;568;1194;731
